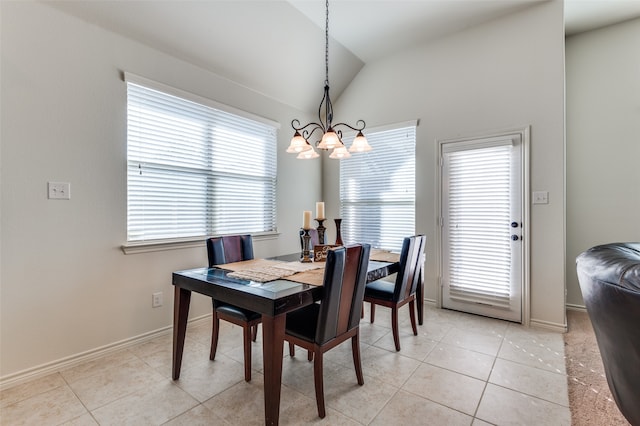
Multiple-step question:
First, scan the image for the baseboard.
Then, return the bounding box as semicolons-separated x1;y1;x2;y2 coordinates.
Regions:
0;314;211;391
529;318;567;333
566;303;587;312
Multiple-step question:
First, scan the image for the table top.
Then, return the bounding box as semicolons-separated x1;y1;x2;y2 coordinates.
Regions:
173;252;398;317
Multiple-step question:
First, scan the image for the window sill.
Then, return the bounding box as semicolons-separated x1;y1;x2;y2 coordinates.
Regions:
121;232;280;255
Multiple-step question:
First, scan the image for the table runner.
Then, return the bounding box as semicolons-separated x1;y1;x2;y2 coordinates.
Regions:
216;250;398;287
216;259;325;285
370;249;400;263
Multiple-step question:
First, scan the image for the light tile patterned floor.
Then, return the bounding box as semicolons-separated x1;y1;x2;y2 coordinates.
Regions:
0;304;571;425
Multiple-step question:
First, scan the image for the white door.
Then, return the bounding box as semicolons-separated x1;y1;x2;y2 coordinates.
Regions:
439;131;526;322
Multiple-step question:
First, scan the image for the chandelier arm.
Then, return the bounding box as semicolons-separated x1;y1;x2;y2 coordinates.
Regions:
291;119;323;133
332;119;367;133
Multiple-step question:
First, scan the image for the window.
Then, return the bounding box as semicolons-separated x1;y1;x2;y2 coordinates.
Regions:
340;121;417;252
125;74;278;244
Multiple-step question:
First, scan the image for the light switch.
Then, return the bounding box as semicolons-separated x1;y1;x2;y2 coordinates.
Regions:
48;182;71;200
533;191;548;204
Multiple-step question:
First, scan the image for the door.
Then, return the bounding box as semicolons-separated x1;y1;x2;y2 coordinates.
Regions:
439;131;526;322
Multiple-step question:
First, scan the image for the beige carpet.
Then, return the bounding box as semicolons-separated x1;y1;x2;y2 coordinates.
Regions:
564;310;630;425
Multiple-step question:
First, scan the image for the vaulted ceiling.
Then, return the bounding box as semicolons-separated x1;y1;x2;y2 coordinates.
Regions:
45;1;640;113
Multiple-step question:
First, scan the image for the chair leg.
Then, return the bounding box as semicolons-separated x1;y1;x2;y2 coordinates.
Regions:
351;333;364;386
313;350;326;418
251;324;258;342
370;303;376;323
307;350;313;362
408;300;418;336
210;311;220;360
243;325;252;382
289;342;295;357
392;306;401;351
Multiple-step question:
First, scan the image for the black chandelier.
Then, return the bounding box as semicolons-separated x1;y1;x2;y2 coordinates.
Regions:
286;0;372;160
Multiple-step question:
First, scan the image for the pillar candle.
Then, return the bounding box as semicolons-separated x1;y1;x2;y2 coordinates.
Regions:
316;202;325;220
302;210;312;230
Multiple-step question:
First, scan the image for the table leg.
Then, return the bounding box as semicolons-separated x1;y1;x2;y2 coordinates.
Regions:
262;313;286;426
417;263;424;325
172;286;191;380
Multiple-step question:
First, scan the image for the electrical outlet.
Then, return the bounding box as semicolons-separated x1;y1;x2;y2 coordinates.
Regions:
48;182;71;200
152;292;163;308
533;191;549;204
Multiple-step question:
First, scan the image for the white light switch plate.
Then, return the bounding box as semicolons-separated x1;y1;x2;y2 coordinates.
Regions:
533;191;548;204
48;182;71;200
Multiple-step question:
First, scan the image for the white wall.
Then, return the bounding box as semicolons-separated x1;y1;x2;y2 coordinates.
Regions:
0;2;321;379
326;0;566;329
565;18;640;307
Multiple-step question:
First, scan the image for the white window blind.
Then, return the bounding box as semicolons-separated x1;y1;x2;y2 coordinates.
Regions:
443;142;512;308
340;122;416;252
126;76;277;243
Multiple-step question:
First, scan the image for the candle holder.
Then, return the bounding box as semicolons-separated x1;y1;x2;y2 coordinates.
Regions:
334;218;343;246
315;218;326;244
301;229;312;263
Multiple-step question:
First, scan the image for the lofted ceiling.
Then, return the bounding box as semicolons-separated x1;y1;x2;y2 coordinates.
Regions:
44;0;640;113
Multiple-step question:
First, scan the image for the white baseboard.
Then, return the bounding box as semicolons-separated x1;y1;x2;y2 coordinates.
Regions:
529;317;567;333
0;314;211;391
566;303;587;312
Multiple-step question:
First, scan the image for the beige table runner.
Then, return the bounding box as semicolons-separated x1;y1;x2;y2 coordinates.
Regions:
370;249;400;263
216;259;325;285
216;251;398;287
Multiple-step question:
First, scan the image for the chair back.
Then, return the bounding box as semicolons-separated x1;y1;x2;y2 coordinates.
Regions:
206;235;254;267
315;244;371;345
393;235;426;303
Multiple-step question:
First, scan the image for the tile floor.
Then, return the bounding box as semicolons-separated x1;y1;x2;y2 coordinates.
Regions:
0;304;571;425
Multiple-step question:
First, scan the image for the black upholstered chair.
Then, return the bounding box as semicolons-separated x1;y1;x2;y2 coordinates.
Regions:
285;244;371;418
576;242;640;426
206;234;261;382
364;235;426;351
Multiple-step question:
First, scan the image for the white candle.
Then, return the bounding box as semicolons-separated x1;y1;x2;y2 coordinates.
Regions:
302;210;312;230
316;202;325;220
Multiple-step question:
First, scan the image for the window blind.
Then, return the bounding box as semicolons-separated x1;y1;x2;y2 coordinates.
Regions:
340;123;416;252
443;142;512;308
126;78;277;242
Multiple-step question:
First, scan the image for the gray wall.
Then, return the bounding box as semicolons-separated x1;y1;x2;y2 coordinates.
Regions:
0;2;321;379
326;1;566;329
565;18;640;307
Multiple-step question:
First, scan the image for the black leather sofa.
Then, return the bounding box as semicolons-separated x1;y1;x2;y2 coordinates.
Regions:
576;242;640;426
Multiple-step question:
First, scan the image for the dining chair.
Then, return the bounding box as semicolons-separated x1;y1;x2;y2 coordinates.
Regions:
206;234;261;382
284;243;371;418
364;235;426;351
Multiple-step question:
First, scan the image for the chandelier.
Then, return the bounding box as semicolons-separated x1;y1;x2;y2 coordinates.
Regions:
286;0;372;160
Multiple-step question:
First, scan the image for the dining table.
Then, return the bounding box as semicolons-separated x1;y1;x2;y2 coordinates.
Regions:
171;250;412;425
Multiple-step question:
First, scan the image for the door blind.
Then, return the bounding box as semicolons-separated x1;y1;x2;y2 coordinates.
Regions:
444;143;512;308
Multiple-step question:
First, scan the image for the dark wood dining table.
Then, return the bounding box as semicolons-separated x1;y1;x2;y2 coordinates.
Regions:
171;252;403;425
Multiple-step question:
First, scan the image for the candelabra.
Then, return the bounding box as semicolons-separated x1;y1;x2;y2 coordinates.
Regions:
301;229;312;263
315;218;326;244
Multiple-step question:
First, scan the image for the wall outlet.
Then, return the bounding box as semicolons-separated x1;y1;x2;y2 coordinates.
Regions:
48;182;71;200
533;191;549;204
152;292;163;308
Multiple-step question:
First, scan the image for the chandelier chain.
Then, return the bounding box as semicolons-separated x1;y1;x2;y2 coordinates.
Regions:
325;0;329;85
